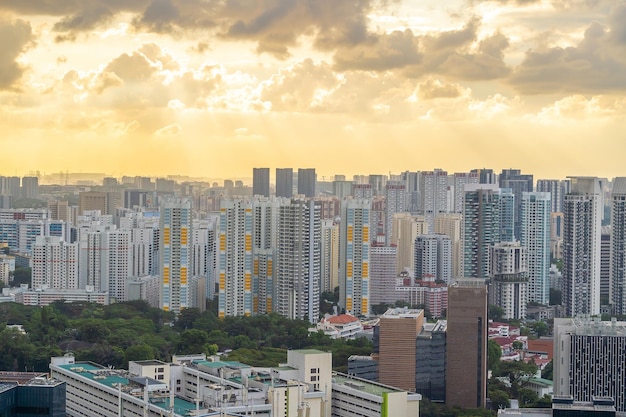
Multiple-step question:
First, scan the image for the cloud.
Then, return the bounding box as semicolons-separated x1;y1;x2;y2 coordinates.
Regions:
0;0;378;58
509;3;626;94
0;18;34;90
154;123;181;135
417;78;467;100
531;95;626;123
333;18;510;81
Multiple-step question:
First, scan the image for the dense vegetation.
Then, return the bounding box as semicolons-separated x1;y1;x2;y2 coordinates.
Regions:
0;300;372;373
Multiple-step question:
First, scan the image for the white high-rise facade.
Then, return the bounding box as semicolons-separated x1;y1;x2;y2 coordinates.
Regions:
160;197;192;315
340;198;371;317
79;225;131;301
276;198;321;322
218;198;253;318
420;169;449;231
563;177;602;317
490;241;528;320
192;217;217;301
521;192;551;305
32;236;79;289
611;178;626;315
414;234;452;283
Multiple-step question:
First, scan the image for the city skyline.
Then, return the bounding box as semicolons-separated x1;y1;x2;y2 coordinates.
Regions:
1;1;625;179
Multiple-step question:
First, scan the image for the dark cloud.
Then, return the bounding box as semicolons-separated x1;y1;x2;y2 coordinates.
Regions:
0;18;34;90
0;0;379;58
334;19;510;81
509;3;626;94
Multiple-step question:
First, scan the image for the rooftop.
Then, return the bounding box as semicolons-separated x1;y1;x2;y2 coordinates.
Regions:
56;362;197;416
332;373;403;397
381;307;423;319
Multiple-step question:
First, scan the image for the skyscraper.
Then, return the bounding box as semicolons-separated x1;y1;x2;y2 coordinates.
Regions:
218;198;253;317
297;168;316;197
554;317;626;412
537;179;570;213
32;236;79;290
321;219;339;293
253;197;279;314
392;213;428;275
462;184;501;279
275;168;293;198
521;192;551;305
414;234;452;283
21;176;39;199
384;181;406;245
434;214;462;280
252;168;270;197
446;278;487;409
369;243;398;306
499;188;515;242
160;197;192;315
562;177;602;316
377;308;424;392
611;177;626;315
420;169;449;231
340;198;371;317
275;198;321;322
490;241;528;320
499;169;534;240
452;172;479;213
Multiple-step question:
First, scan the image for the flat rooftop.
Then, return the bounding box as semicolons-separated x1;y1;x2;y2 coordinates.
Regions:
332;373;403;397
56;363;197;416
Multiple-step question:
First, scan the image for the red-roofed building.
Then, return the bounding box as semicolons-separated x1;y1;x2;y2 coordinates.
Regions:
313;314;363;339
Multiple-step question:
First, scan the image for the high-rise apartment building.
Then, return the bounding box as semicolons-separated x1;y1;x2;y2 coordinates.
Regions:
160;197;192;315
377;308;424;392
452;172;479;213
352;183;373;200
537;179;570;213
275;168;293;198
601;226;611;307
369;243;398;306
218;198;253;318
611;177;626;314
392;213;428;274
32;236;79;290
420;169;449;231
402;171;421;213
21;176;39;199
252;197;279;314
79;191;119;215
446;278;487;409
297;168;316;197
499;169;534;240
563;177;602;316
384;181;406;245
462;184;501;279
521;192;551;305
321;219;339;293
554;317;626;412
48;200;70;222
414;234;452;283
434;214;462;280
276;198;321;322
490;241;528;320
252;168;270;197
339;198;371;317
499;188;515;242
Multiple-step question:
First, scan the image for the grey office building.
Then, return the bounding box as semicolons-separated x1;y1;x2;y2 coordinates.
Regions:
252;168;270;197
297;168;316;197
275;168;293;198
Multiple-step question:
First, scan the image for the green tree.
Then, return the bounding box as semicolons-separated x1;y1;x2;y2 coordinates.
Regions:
529;321;549;337
10;267;31;286
125;344;156;364
489;305;505;322
541;360;553;380
178;329;210;354
489;389;510;409
488;339;502;373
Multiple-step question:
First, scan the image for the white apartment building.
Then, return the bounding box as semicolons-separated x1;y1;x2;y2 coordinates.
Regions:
521;192;551;305
32;236;79;290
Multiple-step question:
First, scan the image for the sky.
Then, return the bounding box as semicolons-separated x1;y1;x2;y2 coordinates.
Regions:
0;0;625;181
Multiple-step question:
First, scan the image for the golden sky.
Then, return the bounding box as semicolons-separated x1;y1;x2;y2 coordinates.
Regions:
1;0;625;180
